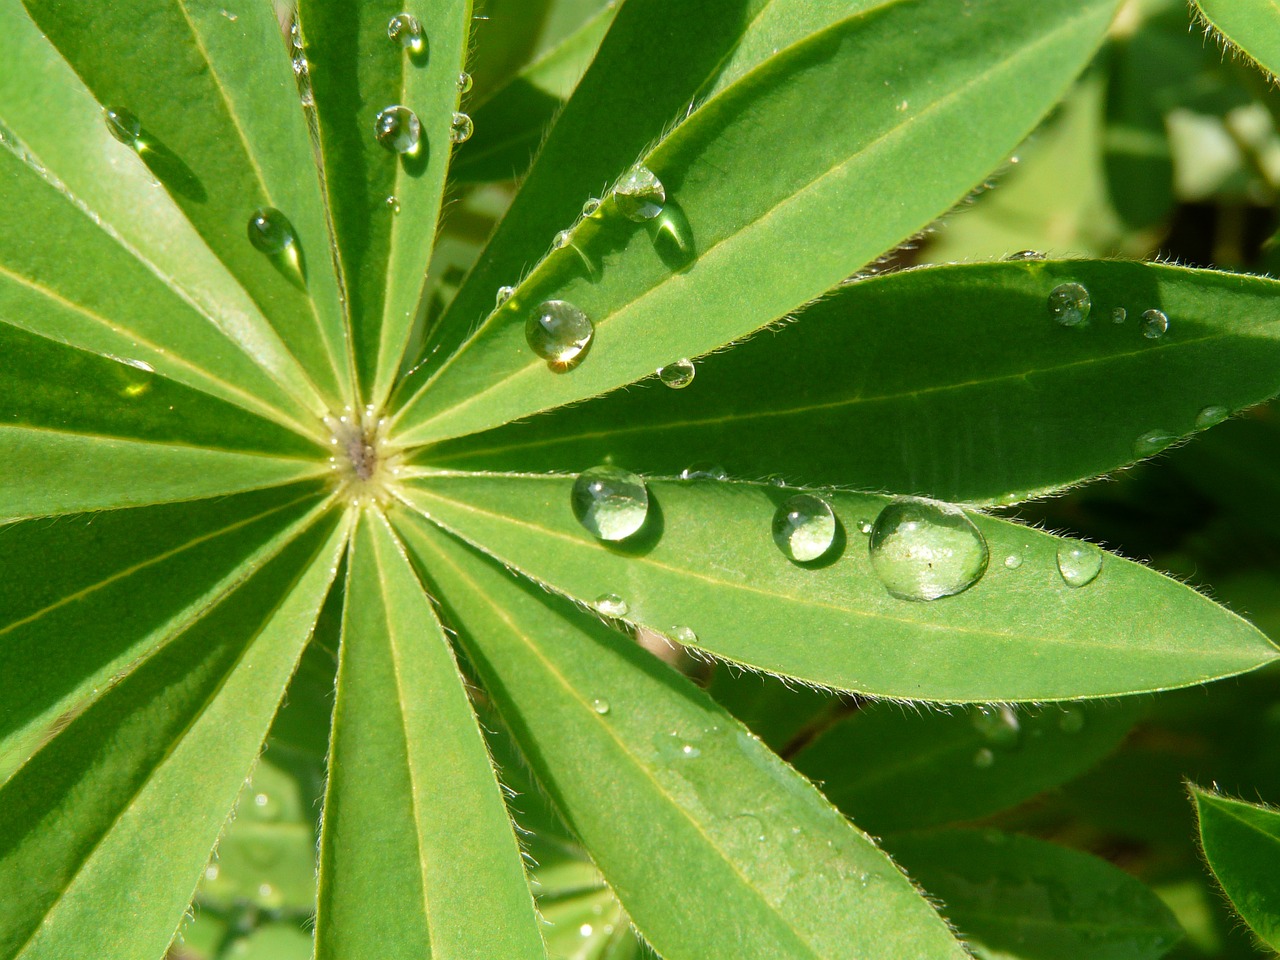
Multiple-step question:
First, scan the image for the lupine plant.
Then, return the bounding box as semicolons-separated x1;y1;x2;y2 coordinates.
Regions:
1;0;1279;957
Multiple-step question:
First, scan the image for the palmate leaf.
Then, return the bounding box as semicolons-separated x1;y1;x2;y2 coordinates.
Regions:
1190;785;1280;952
1194;0;1280;79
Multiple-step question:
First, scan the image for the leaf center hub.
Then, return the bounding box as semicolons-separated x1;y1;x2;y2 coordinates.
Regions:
325;406;401;504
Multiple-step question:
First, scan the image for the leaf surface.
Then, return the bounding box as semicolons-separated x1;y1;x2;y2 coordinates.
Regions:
400;474;1278;701
1196;0;1280;78
1191;785;1280;951
314;512;546;960
396;513;969;960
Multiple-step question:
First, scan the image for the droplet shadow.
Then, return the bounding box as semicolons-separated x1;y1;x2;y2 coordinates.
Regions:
137;133;207;203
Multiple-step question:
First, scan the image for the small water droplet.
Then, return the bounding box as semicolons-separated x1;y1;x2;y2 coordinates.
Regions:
526;299;593;363
456;71;473;93
1134;428;1175;458
103;106;142;148
672;625;698;645
1140;308;1169;339
973;705;1021;748
973;747;996;769
553;229;572;249
495;286;515;307
614;163;665;221
1056;539;1102;588
658;359;695;389
1006;250;1045;261
385;195;400;213
593;593;628;617
449;112;474;143
1196;405;1230;428
1004;553;1023;569
591;698;611;715
247;207;296;255
679;742;700;758
571;466;648;541
387;13;425;54
857;519;873;536
680;462;727;481
1111;307;1127;323
289;19;304;51
253;792;268;807
1048;282;1091;327
868;497;989;601
768;476;788;488
221;9;238;21
204;864;220;881
374;105;421;154
1058;705;1085;734
773;493;837;563
582;197;601;218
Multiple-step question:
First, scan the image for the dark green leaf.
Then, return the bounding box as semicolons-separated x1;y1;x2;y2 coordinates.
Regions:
1191;785;1280;951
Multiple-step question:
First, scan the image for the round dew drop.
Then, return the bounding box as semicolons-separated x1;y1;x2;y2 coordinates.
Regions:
657;359;695;389
572;466;648;541
582;197;602;218
457;71;473;93
671;625;698;645
772;494;837;563
449;112;474;143
1003;553;1023;569
373;105;421;154
1056;539;1102;588
1134;429;1175;458
385;195;400;214
526;299;593;363
1196;405;1230;428
495;285;515;307
553;229;572;250
1048;282;1091;327
593;593;629;617
1111;307;1127;324
591;698;611;716
868;497;989;601
1140;308;1169;339
387;13;424;53
614;164;665;221
103;106;142;147
247;208;295;255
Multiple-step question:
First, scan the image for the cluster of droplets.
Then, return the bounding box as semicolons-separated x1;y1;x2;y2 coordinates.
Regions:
373;13;473;159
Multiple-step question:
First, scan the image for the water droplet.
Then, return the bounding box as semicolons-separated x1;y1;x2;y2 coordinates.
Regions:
221;9;238;21
680;462;727;481
593;593;628;617
1048;282;1091;327
1196;405;1230;428
1058;705;1085;734
973;705;1021;748
495;285;515;307
1004;553;1023;569
613;163;665;221
374;105;421;154
553;229;572;249
580;924;594;938
772;493;837;563
1111;307;1127;324
857;520;873;536
246;207;296;255
571;466;648;541
591;698;611;716
449;112;474;143
103;106;142;148
582;197;601;218
868;497;989;601
253;792;269;807
289;19;304;50
385;195;400;214
679;742;701;758
1056;539;1102;588
973;747;996;769
387;13;424;53
204;864;220;881
671;625;698;645
526;299;593;363
1140;308;1169;339
1134;429;1175;458
456;71;473;94
658;359;695;389
1006;250;1045;261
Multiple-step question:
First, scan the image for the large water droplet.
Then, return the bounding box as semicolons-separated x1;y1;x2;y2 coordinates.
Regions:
1134;429;1175;458
103;106;142;148
772;494;837;563
1140;308;1169;339
973;705;1021;748
680;462;727;481
572;466;648;541
457;71;473;93
614;164;665;221
449;112;473;143
247;207;296;255
594;593;629;617
658;359;695;389
526;299;593;363
387;13;425;53
1048;282;1091;327
374;105;421;154
1196;405;1229;428
1056;539;1102;588
868;497;989;601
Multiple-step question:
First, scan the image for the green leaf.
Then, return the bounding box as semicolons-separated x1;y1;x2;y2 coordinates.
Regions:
888;829;1183;960
1190;785;1280;951
417;260;1280;505
1195;0;1280;79
396;513;969;960
0;483;325;781
300;0;473;403
21;0;353;408
0;2;329;429
792;701;1142;834
393;0;1118;447
314;512;546;960
399;474;1279;700
451;0;619;183
0;509;346;960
